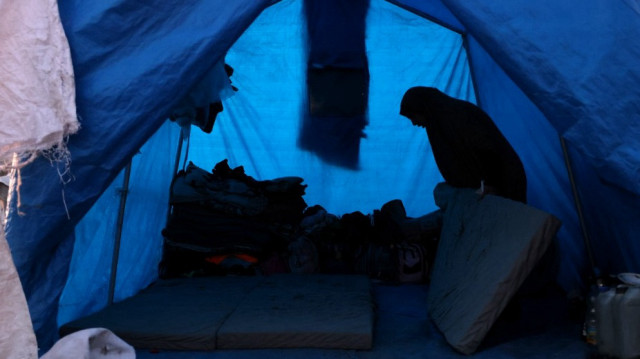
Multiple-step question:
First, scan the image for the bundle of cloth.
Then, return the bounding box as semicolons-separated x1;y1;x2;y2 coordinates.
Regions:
161;160;307;278
295;200;442;283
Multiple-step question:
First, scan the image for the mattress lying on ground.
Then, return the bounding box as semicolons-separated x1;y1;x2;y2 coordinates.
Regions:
427;183;562;355
59;276;261;351
217;273;373;349
59;274;373;351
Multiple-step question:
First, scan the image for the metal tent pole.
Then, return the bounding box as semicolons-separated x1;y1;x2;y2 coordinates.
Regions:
167;128;184;225
559;136;598;278
108;160;132;305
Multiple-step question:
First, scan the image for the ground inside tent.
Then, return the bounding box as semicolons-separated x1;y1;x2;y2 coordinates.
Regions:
57;178;594;358
129;281;591;358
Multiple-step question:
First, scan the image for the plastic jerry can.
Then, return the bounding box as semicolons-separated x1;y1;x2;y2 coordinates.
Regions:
596;286;619;357
617;286;640;359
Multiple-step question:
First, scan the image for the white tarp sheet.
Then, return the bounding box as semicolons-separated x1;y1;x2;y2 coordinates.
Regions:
0;210;38;359
0;0;78;168
0;0;77;356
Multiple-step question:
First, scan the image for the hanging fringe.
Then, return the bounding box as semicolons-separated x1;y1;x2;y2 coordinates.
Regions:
44;137;75;186
61;188;70;220
2;137;75;218
15;166;25;216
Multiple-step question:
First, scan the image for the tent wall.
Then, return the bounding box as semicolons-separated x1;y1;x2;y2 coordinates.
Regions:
567;145;640;278
387;0;464;33
188;0;474;217
57;122;179;326
439;0;640;196
6;0;275;350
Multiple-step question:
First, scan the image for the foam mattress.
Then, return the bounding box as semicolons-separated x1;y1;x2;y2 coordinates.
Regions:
427;183;562;355
59;274;373;351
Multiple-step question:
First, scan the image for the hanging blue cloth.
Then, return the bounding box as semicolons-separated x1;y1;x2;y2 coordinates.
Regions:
299;0;371;169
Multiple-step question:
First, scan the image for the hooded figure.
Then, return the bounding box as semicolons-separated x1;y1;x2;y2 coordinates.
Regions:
400;86;527;203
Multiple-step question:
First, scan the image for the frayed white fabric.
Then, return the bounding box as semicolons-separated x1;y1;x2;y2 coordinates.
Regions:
0;211;38;359
41;328;135;359
0;0;78;170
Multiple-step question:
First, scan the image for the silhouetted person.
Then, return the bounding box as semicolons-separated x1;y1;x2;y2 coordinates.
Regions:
400;86;526;203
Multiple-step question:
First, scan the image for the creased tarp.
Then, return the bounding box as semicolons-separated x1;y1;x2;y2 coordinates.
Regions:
57;121;179;328
440;0;640;197
189;0;475;217
5;0;276;350
387;0;464;33
0;211;38;359
0;0;78;167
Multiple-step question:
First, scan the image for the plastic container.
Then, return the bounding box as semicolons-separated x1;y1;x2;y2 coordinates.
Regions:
596;283;640;359
596;286;618;356
617;286;640;359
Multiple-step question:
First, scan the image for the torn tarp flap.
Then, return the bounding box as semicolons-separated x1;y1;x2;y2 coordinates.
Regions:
0;0;78;168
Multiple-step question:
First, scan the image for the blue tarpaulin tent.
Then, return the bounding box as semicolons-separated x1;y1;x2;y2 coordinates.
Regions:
3;0;640;356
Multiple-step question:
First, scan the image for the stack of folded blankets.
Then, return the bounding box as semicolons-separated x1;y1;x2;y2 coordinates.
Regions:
161;160;307;278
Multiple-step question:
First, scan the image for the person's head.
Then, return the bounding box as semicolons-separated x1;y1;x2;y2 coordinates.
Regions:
404;113;427;128
399;86;447;128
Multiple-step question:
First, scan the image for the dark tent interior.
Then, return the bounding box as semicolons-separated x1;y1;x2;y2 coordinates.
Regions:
4;0;640;358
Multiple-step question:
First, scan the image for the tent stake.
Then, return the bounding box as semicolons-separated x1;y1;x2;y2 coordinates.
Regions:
108;160;132;305
559;136;598;279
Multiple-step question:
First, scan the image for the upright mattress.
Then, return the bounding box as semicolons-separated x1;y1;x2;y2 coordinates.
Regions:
427;183;562;355
60;274;373;351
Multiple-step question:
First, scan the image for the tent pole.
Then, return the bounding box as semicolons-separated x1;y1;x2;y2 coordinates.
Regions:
173;127;184;178
559;136;598;278
108;160;132;305
166;128;184;225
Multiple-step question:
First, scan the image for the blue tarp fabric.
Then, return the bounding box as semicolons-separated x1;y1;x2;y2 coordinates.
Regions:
6;0;275;349
4;0;640;353
442;0;640;196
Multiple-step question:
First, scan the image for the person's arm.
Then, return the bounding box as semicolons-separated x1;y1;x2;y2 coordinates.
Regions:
476;179;498;199
464;106;505;191
468;106;526;202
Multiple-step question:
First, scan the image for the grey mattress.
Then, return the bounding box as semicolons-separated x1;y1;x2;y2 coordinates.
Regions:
427;183;562;355
59;274;373;351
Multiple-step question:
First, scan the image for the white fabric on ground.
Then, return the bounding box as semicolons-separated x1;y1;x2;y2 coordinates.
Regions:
41;328;135;359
